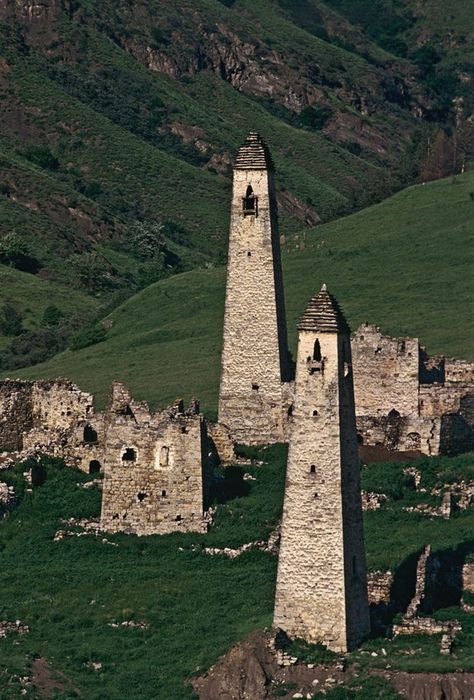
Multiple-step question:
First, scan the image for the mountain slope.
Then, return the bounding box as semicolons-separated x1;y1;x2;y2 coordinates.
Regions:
11;170;474;412
1;0;470;289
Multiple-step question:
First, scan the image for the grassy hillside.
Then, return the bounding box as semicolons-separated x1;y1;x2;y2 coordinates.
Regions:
11;170;474;412
0;449;473;698
0;0;471;291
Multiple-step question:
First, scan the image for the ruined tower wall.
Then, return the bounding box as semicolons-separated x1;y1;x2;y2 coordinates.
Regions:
0;379;94;452
274;291;369;652
218;134;290;444
352;324;419;417
0;380;34;451
31;380;94;429
100;391;209;535
445;359;474;384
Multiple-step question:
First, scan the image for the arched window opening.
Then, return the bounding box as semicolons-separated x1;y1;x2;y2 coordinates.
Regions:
160;446;169;467
161;490;167;498
313;339;322;361
137;492;147;502
242;185;258;216
252;383;259;392
84;424;98;443
310;465;316;474
247;251;252;257
312;410;318;417
122;447;137;462
89;460;101;474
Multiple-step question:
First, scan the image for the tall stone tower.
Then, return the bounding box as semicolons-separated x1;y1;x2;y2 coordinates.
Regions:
274;285;370;652
218;132;291;444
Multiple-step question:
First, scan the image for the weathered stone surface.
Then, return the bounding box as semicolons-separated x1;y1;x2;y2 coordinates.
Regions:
99;383;213;535
367;570;393;605
0;379;214;536
274;288;370;652
218;133;291;445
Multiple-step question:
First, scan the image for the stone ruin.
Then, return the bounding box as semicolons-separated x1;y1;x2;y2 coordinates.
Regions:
0;378;222;535
352;324;474;456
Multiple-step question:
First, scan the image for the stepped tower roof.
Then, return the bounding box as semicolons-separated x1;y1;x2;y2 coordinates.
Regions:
298;284;350;334
234;132;274;170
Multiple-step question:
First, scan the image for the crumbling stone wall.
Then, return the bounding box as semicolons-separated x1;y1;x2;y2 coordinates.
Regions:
356;414;441;455
445;359;474;384
0;379;93;452
0;379;214;536
352;326;474;456
352;324;419;417
100;384;213;535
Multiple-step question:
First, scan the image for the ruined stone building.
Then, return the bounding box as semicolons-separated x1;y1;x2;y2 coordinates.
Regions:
218;132;293;445
352;324;474;455
274;286;370;652
0;379;214;535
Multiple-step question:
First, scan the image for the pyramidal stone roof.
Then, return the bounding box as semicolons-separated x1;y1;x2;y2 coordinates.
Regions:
234;132;274;170
298;284;350;334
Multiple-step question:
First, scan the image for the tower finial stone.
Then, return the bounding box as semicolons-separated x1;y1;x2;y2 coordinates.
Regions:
234;131;274;171
298;286;350;334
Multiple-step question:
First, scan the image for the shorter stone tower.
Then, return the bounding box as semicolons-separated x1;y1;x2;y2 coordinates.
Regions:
274;285;370;652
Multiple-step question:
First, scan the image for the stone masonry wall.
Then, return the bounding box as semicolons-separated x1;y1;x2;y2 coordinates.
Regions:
0;379;94;452
445;359;474;384
100;384;212;535
352;324;419;417
274;327;369;652
218;144;290;445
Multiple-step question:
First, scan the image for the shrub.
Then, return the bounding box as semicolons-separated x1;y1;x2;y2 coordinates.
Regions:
42;305;65;327
70;323;107;351
0;232;41;273
298;105;333;131
22;144;60;170
68;252;121;292
0;302;23;336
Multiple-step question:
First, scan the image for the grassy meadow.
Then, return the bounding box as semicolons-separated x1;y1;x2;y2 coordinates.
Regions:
10;169;474;413
1;448;474;698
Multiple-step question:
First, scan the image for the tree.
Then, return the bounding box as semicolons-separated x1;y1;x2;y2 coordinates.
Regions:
127;220;166;260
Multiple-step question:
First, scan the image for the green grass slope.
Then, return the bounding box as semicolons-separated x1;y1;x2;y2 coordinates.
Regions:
0;449;473;698
10;171;474;412
0;264;98;348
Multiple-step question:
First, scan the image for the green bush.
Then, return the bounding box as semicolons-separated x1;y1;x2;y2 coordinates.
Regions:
298;105;333;131
70;323;107;351
22;144;60;170
42;305;66;327
0;302;23;337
